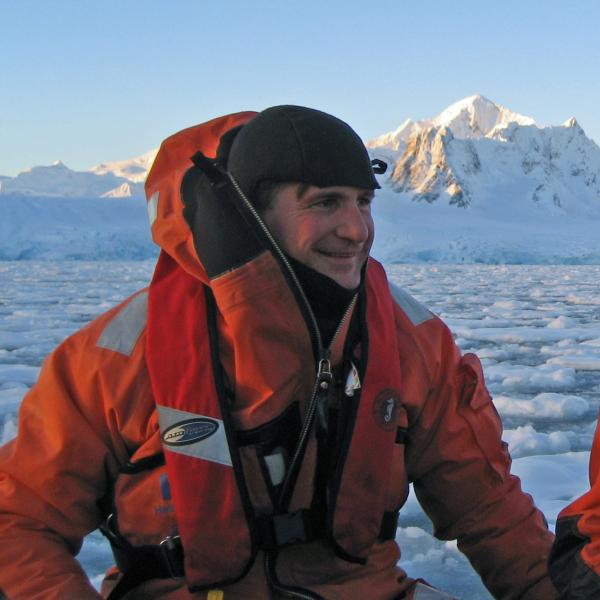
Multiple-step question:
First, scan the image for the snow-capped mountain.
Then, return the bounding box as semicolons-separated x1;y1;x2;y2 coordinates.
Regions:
90;149;157;184
369;95;536;154
368;95;600;211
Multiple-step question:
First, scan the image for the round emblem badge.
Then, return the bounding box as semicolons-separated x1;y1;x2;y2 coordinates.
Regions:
372;390;400;431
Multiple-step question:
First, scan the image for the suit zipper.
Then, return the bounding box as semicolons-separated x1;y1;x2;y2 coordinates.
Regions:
227;172;322;357
228;171;358;507
277;295;356;507
228;172;355;599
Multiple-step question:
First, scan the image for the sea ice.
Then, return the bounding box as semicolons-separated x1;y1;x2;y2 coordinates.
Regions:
547;353;600;371
503;425;571;458
484;363;576;392
494;392;589;420
2;262;599;600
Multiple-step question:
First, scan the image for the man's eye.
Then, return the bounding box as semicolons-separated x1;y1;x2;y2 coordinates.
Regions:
314;197;338;208
359;195;373;207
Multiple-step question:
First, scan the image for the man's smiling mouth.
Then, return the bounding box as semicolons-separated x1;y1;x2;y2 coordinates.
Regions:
317;250;360;258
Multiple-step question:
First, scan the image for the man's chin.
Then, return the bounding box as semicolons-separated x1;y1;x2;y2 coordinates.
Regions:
317;259;365;289
306;253;366;288
323;268;362;290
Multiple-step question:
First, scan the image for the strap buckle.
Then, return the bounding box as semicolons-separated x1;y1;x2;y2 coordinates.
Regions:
257;510;313;549
273;511;309;546
159;535;185;579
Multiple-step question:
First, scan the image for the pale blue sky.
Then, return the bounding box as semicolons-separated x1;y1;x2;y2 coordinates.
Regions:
2;0;599;176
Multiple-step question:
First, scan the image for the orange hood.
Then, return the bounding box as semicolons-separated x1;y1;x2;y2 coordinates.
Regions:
144;112;257;282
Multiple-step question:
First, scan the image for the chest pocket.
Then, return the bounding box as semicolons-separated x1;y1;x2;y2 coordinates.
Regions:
235;401;304;514
385;402;410;512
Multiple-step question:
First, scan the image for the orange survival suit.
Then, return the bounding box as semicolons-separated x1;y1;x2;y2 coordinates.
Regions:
0;112;558;600
549;420;600;598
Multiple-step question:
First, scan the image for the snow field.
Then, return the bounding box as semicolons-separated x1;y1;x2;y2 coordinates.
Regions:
5;189;600;266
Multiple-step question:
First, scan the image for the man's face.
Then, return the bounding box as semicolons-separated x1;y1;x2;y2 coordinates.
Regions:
261;183;375;289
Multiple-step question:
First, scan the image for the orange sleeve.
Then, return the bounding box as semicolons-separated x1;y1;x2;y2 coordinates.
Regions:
403;316;558;600
0;304;152;600
549;418;600;597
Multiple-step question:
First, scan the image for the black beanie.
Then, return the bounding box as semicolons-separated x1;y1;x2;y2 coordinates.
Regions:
221;105;380;200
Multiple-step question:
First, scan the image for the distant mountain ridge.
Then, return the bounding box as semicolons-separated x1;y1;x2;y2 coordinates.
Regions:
0;153;157;198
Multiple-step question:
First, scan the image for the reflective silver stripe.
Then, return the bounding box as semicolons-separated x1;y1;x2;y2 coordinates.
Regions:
157;405;232;467
147;191;159;226
389;282;433;326
97;292;148;356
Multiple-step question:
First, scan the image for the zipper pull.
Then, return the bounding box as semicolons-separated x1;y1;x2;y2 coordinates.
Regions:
317;355;333;390
315;356;332;434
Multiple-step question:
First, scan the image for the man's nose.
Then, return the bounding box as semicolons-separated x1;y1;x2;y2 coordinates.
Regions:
336;203;370;243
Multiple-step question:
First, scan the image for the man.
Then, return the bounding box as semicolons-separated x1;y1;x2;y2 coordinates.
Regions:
549;421;600;597
0;106;557;599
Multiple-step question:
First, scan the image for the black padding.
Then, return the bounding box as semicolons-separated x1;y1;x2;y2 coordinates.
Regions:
379;511;399;541
395;427;407;444
119;453;165;474
190;151;227;186
256;510;314;549
549;515;600;598
100;513;185;600
181;160;265;279
105;538;185;600
216;125;244;165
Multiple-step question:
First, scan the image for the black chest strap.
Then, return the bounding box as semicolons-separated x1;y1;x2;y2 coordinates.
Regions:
100;507;399;599
100;512;183;600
